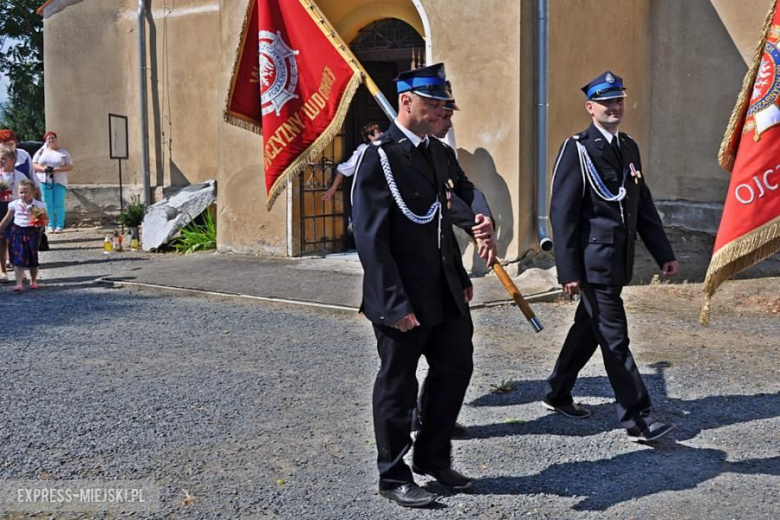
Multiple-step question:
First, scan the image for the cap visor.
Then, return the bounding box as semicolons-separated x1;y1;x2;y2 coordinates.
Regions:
413;89;455;102
590;91;627;101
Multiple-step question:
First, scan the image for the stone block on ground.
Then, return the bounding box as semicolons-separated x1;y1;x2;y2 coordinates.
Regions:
142;180;216;251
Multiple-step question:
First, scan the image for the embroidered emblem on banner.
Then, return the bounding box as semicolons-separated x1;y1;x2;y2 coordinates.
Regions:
259;30;300;116
746;25;780;140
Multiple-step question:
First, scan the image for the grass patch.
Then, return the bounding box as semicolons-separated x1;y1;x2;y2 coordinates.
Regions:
172;207;217;254
490;380;517;394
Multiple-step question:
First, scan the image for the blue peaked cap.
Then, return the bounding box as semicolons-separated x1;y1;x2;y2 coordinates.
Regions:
395;63;454;101
582;71;627;101
444;81;460;111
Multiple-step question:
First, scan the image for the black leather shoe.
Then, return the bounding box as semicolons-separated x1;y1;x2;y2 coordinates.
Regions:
452;421;468;438
379;483;436;507
542;400;592;418
627;421;676;442
413;465;474;490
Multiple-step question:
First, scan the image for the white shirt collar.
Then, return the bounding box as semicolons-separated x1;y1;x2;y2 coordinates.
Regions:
436;136;451;148
395;118;429;148
593;122;619;145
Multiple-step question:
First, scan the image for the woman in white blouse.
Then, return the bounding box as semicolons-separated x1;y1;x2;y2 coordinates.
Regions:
33;131;74;233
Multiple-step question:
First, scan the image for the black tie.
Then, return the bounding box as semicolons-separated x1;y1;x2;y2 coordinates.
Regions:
611;136;623;164
419;141;434;169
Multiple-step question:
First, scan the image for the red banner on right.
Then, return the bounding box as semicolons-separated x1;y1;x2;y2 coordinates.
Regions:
702;0;780;323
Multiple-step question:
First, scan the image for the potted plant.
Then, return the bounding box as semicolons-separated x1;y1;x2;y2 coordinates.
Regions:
119;195;146;248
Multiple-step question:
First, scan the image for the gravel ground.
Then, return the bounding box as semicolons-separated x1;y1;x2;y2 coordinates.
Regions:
0;228;777;519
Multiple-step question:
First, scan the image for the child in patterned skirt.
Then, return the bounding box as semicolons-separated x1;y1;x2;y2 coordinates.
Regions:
0;145;30;282
0;179;48;292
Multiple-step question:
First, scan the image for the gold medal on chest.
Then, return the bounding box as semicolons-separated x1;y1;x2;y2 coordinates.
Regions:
629;163;642;185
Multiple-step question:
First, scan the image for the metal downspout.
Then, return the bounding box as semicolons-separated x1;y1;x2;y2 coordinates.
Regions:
138;0;151;205
536;0;553;251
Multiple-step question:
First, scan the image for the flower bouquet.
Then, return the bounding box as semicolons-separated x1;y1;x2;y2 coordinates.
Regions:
0;180;11;202
29;206;47;227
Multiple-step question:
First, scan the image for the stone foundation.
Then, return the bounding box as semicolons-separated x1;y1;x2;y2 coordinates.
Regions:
63;184;186;226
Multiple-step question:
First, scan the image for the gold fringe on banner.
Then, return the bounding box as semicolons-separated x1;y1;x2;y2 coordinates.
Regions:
224;113;261;135
265;72;362;210
223;0;262;135
700;215;780;324
718;0;778;171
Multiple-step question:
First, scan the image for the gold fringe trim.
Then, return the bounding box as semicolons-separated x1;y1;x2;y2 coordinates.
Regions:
265;72;362;210
718;0;778;172
223;112;262;135
699;215;780;324
223;0;261;133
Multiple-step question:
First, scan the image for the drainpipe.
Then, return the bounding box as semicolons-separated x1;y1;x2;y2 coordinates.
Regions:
536;0;553;252
138;0;151;205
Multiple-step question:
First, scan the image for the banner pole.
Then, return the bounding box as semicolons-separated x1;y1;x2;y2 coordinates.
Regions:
300;0;397;120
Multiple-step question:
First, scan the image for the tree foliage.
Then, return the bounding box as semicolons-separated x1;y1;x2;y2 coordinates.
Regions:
0;1;44;141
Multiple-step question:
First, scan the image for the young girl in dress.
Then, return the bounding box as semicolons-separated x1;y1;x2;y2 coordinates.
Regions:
0;179;48;292
0;145;31;283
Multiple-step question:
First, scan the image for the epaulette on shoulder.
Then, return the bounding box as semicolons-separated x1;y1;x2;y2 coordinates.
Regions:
572;129;588;141
364;139;386;152
619;131;635;142
373;135;393;147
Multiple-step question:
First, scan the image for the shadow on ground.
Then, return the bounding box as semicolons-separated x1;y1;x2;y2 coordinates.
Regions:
466;360;780;510
475;445;780;511
468;362;779;441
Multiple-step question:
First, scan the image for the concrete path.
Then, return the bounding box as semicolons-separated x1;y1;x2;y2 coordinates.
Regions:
100;246;561;312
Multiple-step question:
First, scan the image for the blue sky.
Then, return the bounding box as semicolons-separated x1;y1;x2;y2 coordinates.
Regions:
0;74;8;104
0;38;16;104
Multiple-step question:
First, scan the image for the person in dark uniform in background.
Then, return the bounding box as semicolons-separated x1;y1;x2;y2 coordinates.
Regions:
414;90;498;440
434;90;498;266
351;63;475;508
544;71;679;443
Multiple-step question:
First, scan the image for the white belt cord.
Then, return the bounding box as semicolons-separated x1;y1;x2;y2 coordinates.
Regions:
351;145;443;249
576;141;626;202
378;147;441;249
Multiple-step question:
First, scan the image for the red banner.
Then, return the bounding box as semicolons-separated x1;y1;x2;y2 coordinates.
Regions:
702;0;780;322
225;0;262;131
225;0;362;210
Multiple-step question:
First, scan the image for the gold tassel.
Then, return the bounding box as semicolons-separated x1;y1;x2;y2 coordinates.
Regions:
699;296;711;325
265;72;362;210
718;0;778;172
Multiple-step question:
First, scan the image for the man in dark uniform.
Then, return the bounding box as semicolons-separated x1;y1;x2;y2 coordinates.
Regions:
544;71;679;442
434;92;498;266
412;92;498;440
351;63;475;507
